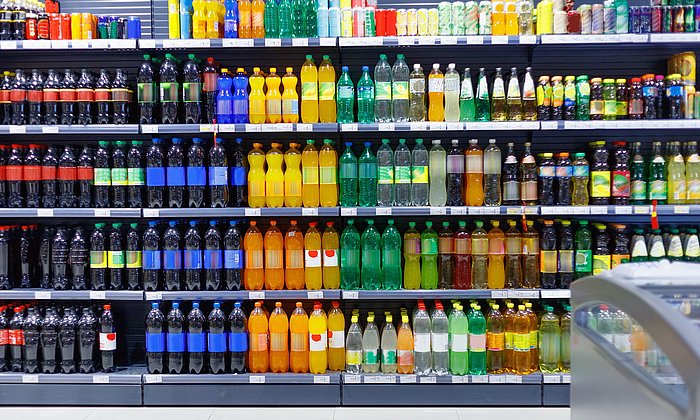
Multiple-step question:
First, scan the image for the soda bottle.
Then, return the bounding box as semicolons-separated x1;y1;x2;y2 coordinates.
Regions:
249;0;265;37
612;224;631;267
146;138;166;208
123;223;141;290
339;142;358;207
362;312;380;373
523;67;537;121
648;229;665;262
336;67;355;124
563;75;576;120
224;221;244;291
248;67;266;124
41;146;58;208
185;302;206;374
0;145;6;208
163;220;182;291
376;139;394;207
394;312;413;374
278;0;292;37
318;56;336;123
629;142;649;205
75;69;94;125
611;141;631;206
593;223;611;275
576;75;590;120
9;69;27;125
551;76;564;120
506;67;522;121
8;306;24;372
165;302;186;374
536;75;552;121
378;220;401;291
446;140;465;206
427;63;444;122
94;69;111;124
421;221;439;290
221;0;240;37
290;302;309;373
522;220;539;288
442;63;460;122
451;221;471;289
429;139;446;207
554;152;573;206
519;142;537;205
387;54;410;122
300;55;319;123
90;223;107;290
183;222;202;291
232;68;249;123
409;139;429;206
501;220;521;289
0;72;11;125
73;308;96;373
468;305;486;375
483;139;501;206
108;141;126;208
648;141;667;204
184;138;205;208
359;142;377;207
159;55;179;124
411;303;431;375
264;0;280;37
487;220;505;289
687;141;700;204
283;221;304;290
538;153;555;206
559;305;571;372
589;141;610;205
357;66;375;124
302;139;320;208
456;67;476;122
145;302;166;374
24;144;41;208
685;228;700;262
470;221;488;289
282;67;300;123
204;221;223;290
322;222;340;289
361;220;382;290
265;68;282;124
58;307;77;373
558;220;575;289
500;142;519;206
26;69;43;125
208;302;227;374
57;146;77;208
263;143;284;208
668;141;686;204
437;222;454;289
475;68;490;122
19;227;32;288
486;304;505;373
52;228;70;290
209;137;228;208
571;152;589;206
68;227;89;290
248;302;269;373
429;303;449;375
244;221;264;290
448;304;468;375
409;64;426;122
630;228;648;263
345;314;363;374
304;0;317;37
371;54;393;123
108;223;125;290
202;58;218;124
229;302;248;373
377;313;397;374
309;304;328;374
319;139;338;207
538;306;560;373
268;302;289;373
137;55;156;125
230;138;247;207
340;219;360;290
215;68;234;124
538;220;557;289
512;305;530;374
142;221;162;291
263;220;284;290
574;220;593;279
401;221;421;290
78;146;94;208
182;54;202;124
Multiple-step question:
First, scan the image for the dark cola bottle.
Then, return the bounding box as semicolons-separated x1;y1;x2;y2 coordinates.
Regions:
40;306;60;373
127;141;145;208
94;142;110;208
95;69;111;125
111;141;127;208
167;138;186;208
138;54;157;125
39;227;53;288
159;54;180;124
126;223;142;290
76;69;95;125
77;145;94;208
163;221;182;291
203;57;218;124
41;146;58;208
90;223;107;291
446;139;464;206
188;138;206;208
8;306;24;371
77;307;98;373
0;305;7;371
145;302;165;373
183;54;202;124
0;144;6;207
51;227;70;290
187;302;206;374
231;138;247;207
23;306;41;373
146;138;165;208
111;69;130;125
24;144;41;208
204;220;222;291
229;301;247;373
166;302;185;374
60;69;77;125
99;304;116;372
6;145;23;208
19;225;32;287
59;306;78;373
10;69;27;125
69;227;89;290
43;69;60;125
109;223;124;290
0;227;9;289
209;137;228;208
0;72;12;125
184;221;202;291
224;220;243;290
27;69;43;125
208;302;226;374
58;146;78;208
142;221;161;291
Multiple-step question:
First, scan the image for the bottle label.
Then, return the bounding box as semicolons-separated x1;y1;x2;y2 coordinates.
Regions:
504;181;520;201
340;162;357;179
265;249;283;269
668;238;683;258
421;238;438;255
0;329;8;346
320;166;336;185
414;333;431;352
450;333;468;351
17;165;35;182
291;332;308;352
604;99;617;116
231;167;246;187
468;333;486;352
329;330;345;348
108;251;125;268
208;332;227;352
246;249;263;269
183;82;201;103
378;166;394;184
346;349;362;365
286;249;304;269
649;180;668;200
146;167;166;187
539;166;555;177
613;333;631;353
445;77;460;93
303;166;319;184
559;250;574;272
187;333;206;353
43;88;59;102
323;249;338;267
573;165;589;177
166;167;186;187
395;166;411;184
552;84;564;107
58;166;77;181
166;332;185;352
159;82;180;103
466;155;482;174
556;165;573;177
381;349;397;365
521;181;537;201
431;332;449;352
270;332;286;352
319;82;335;101
126;250;142;269
77;88;94;102
392;81;409;100
145;332;165;352
540;250;558;273
686;236;700;258
184;250;203;269
631;239;648;258
127;168;145;186
163;250;183;270
209;166;228;186
375;81;392;100
575;250;592;273
447;155;465;174
611;253;630;268
455;237;471;255
302;82;318;100
361;349;377;364
650;241;665;258
309;332;327;351
688;180;700;200
505;332;513;350
358;163;376;180
138;83;156;103
411;165;428;184
536;84;552;107
404;237;420;255
224;250;244;269
429;78;444;93
250;333;268;352
94;168;111;186
283;99;299;116
187;167;206;186
112;88;131;103
78;166;94;181
631;180;647;200
410;77;425;94
228;332;248;352
397;349;414;366
338;85;354;100
564;84;576;106
224;19;238;36
672;180;687;201
486;332;504;351
611;170;631;198
305;249;322;267
590;171;611;198
143;250;162;270
529;330;537;349
42;165;57;181
592;254;611;275
90;251;107;268
204;250;223;270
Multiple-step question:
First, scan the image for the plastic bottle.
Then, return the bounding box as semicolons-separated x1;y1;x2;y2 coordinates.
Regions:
485;304;505;373
247;142;266;208
421;221;439;290
539;306;560;373
428;139;447;207
232;68;249;123
163;221;182;291
142;221;161;291
322;222;340;289
108;223;125;290
248;302;268;373
6;145;24;208
229;302;248;373
165;138;185;208
443;63;460;122
124;141;144;208
244;221;264;290
136;57;156;125
262;221;284;290
410;139;429;206
502;302;516;372
41;69;59;125
238;0;251;37
40;146;57;208
203;221;223;290
487;220;505;289
145;303;165;374
447;304;468;375
396;313;414;374
431;303;449;375
309;304;328;374
357;66;375;124
559;220;575;289
339;142;358;207
158;55;179;124
484;139;503;206
248;67;266;124
282;67;299;123
289;302;309;373
592;223;611;275
58;307;77;374
475;68;490;121
376;313;396;374
412;303;432;375
327;302;345;371
75;69;94;126
499;142;519;206
304;222;323;290
267;302;289;373
467;305;486;375
346;314;363;374
251;0;265;37
556;152;573;206
184;138;205;208
668;141;687;204
631;142;647;204
540;220;557;289
571;152;590;206
25;69;43;125
302;139;320;207
373;54;393;122
208;137;229;208
445;140;464;206
224;221;244;291
319;139;338;207
58;146;77;208
336;66;354;124
165;302;185;374
452;221;471;289
387;54;410;122
428;63;444;122
512;305;530;374
202;58;218;124
574;220;593;279
589;141;610;205
361;220;382;290
471;221;488;289
409;64;426;122
340;220;361;290
215;68;234;124
278;0;292;37
359;142;377;207
538;153;556;206
381;220;402;290
265;143;284;208
184;302;206;374
283;142;302;207
403;222;421;290
265;68;282;123
146;138;165;208
301;55;318;123
648;141;667;204
92;69;111;125
362;312;380;373
376;139;395;207
90;224;107;291
520;142;537;205
317;56;336;123
687;142;700;204
52;228;70;290
181;56;202;124
68;227;89;290
208;302;227;373
282;220;304;290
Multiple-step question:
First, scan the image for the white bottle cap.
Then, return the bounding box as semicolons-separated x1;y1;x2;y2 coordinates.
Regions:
451;139;459;144
448;63;455;70
470;138;478;144
432;63;440;69
414;64;421;70
489;138;496;143
432;139;441;144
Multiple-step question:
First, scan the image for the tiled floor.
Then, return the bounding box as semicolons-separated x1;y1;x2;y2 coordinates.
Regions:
0;407;570;420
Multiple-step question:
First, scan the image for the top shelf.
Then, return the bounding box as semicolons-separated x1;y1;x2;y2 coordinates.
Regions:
1;33;698;52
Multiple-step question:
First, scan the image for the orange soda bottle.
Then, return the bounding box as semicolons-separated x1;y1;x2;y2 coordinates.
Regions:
322;221;340;289
319;139;338;207
327;301;345;371
302;139;320;207
265;68;282;123
305;222;323;290
244;221;265;290
249;67;266;124
428;63;445;122
248;301;269;373
265;143;284;208
284;143;302;207
289;302;309;372
465;138;484;206
264;221;284;290
238;0;252;38
251;0;265;38
284;220;305;290
247;143;266;208
309;303;328;374
396;313;414;374
269;302;289;373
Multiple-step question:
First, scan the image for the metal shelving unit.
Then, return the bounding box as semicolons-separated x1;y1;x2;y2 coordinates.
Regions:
0;124;139;135
146;207;339;218
0;39;138;50
342;289;545;300
0;289;144;301
144;289;341;300
0;208;142;218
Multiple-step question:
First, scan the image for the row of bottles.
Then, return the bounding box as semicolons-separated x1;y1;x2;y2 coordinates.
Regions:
0;302;116;373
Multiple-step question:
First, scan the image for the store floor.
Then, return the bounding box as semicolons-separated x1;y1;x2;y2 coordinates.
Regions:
0;407;570;419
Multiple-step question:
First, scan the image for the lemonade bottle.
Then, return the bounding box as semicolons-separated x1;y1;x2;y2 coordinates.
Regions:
327;301;345;371
513;304;531;374
205;0;219;38
397;313;414;374
403;221;421;290
251;0;265;37
285;220;305;290
247;143;266;208
264;221;285;290
168;0;180;39
265;68;282;123
282;67;300;123
319;139;338;207
428;63;445;122
192;0;207;38
322;221;340;289
305;222;323;290
265;142;284;208
487;220;506;289
284;143;302;207
301;55;319;123
302;139;320;207
309;303;328;374
318;55;337;123
249;67;266;124
269;302;289;373
290;302;309;372
248;302;269;373
238;0;252;37
244;221;265;290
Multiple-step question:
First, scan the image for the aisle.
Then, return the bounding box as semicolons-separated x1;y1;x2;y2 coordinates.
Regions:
0;407;570;420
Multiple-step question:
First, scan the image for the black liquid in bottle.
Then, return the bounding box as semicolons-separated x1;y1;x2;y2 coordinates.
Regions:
90;223;107;291
231;138;247;207
538;153;556;206
142;221;161;291
40;306;60;373
94;141;111;208
24;144;41;208
208;302;226;374
95;69;111;124
0;72;13;125
145;302;165;374
184;221;202;291
99;304;116;373
126;223;142;290
51;227;70;290
167;138;186;208
540;221;558;289
187;138;206;208
108;223;124;290
23;307;41;373
19;226;31;287
0;227;9;289
0;306;7;371
163;220;182;291
76;69;94;125
446;139;464;206
27;69;43;125
204;220;222;291
59;307;77;373
77;307;97;373
229;301;247;373
69;227;89;290
77;146;94;208
6;144;23;208
138;54;156;124
111;69;130;125
166;302;185;374
111;141;127;208
146;138;165;208
127;141;144;208
555;152;573;206
159;54;180;124
41;146;58;208
58;146;78;208
60;69;77;125
43;69;60;125
10;69;27;125
224;221;243;290
209;137;228;208
0;144;7;207
183;54;202;124
8;306;24;371
39;227;53;288
187;302;206;373
203;57;218;124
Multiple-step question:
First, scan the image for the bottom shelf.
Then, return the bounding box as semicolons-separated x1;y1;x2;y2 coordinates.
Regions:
543;384;572;406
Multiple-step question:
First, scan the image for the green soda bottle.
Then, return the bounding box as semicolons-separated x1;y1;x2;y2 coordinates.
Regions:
648;141;667;204
403;222;421;290
358;142;377;207
468;304;486;375
278;0;292;37
575;75;590;120
539;306;561;373
336;66;355;124
630;142;647;204
475;67;490;122
361;220;382;290
574;220;592;280
264;0;280;38
357;66;375;124
381;219;402;290
449;303;469;375
630;228;648;262
340;219;360;289
459;67;476;122
339;142;358;207
420;221;438;290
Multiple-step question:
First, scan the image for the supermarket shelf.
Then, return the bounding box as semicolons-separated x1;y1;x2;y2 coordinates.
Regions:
144;289;341;300
143;372;340;384
0;289;144;301
540;120;700;130
340;121;539;132
0;39;137;50
0;208;142;218
0;124;140;135
141;123;337;134
340;206;537;216
339;35;536;46
0;367;144;384
342;289;544;300
342;372;542;384
140;37;337;49
542;373;572;406
145;207;339;218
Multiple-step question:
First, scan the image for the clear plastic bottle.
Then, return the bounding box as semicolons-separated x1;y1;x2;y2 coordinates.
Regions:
394;139;412;206
413;303;432;375
380;313;397;373
459;67;475;122
376;139;394;207
421;222;439;290
392;54;410;122
522;67;537;121
431;303;449;375
475;67;490;122
483;139;501;206
362;312;380;373
359;142;377;207
491;67;507;122
465;139;484;206
471;220;488;289
447;140;465;206
357;66;375;124
346;314;363;373
428;140;447;207
409;64;426;122
374;54;393;123
444;63;461;122
411;139;430;206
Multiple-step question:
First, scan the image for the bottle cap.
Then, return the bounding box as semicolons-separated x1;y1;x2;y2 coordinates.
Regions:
270;67;276;73
576;75;589;81
518;305;525;310
221;68;228;73
493;304;499;310
379;54;387;59
443;222;449;227
236;68;244;73
253;67;260;73
397;54;404;59
448;63;455;69
152;302;159;309
323;55;330;60
425;221;432;228
306;139;315;145
286;67;293;73
342;66;348;72
565;75;575;82
615;78;626;84
432;63;439;69
305;55;313;60
603;78;615;83
382;138;389;144
414;63;420;70
415;138;423;144
362;66;369;71
432;139;440;144
326;221;334;227
399;139;406;144
193;302;199;309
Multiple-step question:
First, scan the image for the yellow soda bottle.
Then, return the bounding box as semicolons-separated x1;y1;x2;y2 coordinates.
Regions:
247;143;266;208
290;302;309;372
318;55;337;123
243;221;265;290
265;142;284;207
301;55;319;123
284;143;302;207
327;301;346;371
513;305;531;375
266;68;282;124
285;221;306;290
319;139;338;207
302;139;320;207
249;67;266;124
309;303;328;373
238;0;252;38
192;0;207;38
428;63;445;122
251;0;265;38
248;301;269;373
269;302;289;373
205;0;219;38
305;222;323;290
487;220;506;289
282;67;300;123
264;220;285;290
322;221;340;289
403;222;421;289
168;0;179;39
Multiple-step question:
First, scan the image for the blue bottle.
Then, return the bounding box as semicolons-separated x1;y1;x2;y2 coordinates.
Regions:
224;0;239;38
184;220;202;291
232;68;249;124
204;220;223;291
142;221;161;291
167;138;186;208
146;138;166;208
145;302;165;374
180;0;194;38
215;69;234;124
163;220;182;291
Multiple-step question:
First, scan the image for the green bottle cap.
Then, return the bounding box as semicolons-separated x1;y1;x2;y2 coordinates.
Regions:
306;139;315;145
112;223;122;229
381;139;389;144
143;54;150;60
323;55;330;60
130;223;138;229
323;139;332;145
425;221;432;228
306;55;313;60
132;140;143;145
399;139;406;144
95;223;105;229
99;141;108;146
397;54;404;59
475;220;483;227
367;219;374;225
347;219;354;225
387;219;394;225
579;220;588;226
443;222;449;227
188;53;195;60
409;222;416;228
458;221;466;228
416;138;423;144
380;54;387;60
115;141;126;147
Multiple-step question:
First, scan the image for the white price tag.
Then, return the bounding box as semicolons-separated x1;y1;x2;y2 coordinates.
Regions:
489;375;506;383
376;207;392;215
468;207;484;215
139;39;156;48
320;37;336;46
72;40;90;49
25;40;52;49
9;125;26;134
222;38;254;47
292;38;309;46
400;375;417;383
634;206;650;214
540;121;558;130
540;290;571;299
543;374;562;383
471;375;488;383
141;125;158;133
296;123;312;132
341;123;358;132
450;207;467;215
265;38;282;47
302;207;319;216
314;375;330;384
451;375;469;383
90;291;106;300
420;376;437;383
409;122;427;131
675;205;690;214
430;207;447;215
572;207;590;215
41;126;59;134
524;207;538;215
145;292;163;300
361;37;382;46
22;375;39;383
344;374;361;384
51;40;69;49
418;36;435;45
245;124;262;132
143;209;160;217
561;374;571;384
440;36;458;45
364;375;396;383
482;207;500;215
89;39;110;49
92;375;110;384
37;209;54;217
341;207;357;216
307;291;323;299
249;375;266;383
94;209;111;217
377;123;395;131
344;291;359;299
0;40;17;49
34;291;51;299
590;206;608;214
519;35;536;44
491;290;508;298
398;36;416;45
506;375;523;383
615;206;632;214
245;208;262;216
273;123;293;132
466;36;484;44
491;36;508;44
506;207;522;215
430;122;447;131
248;291;265;299
447;123;462;131
199;124;216;132
218;124;236;132
145;374;162;383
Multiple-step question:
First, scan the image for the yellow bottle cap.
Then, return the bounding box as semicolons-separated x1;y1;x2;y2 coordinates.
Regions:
286;67;293;73
351;315;358;323
253;67;260;73
237;67;244;73
402;315;409;323
386;314;393;323
518;305;525;310
493;304;499;310
270;67;276;73
221;68;228;73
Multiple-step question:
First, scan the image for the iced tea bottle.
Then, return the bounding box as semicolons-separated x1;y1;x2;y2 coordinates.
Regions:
503;302;516;372
471;220;488;289
454;221;472;289
487;221;505;289
504;220;522;289
322;222;340;289
244;221;265;290
513;305;530;375
264;221;285;290
522;220;540;288
302;139;320;207
285;221;306;290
